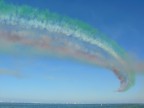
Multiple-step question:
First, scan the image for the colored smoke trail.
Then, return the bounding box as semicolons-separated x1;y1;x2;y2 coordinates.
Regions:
0;68;21;78
0;0;138;91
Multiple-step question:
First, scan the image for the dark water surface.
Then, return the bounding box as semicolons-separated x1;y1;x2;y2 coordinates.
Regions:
0;103;144;108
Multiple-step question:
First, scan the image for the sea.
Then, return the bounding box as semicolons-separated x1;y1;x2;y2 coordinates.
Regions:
0;103;144;108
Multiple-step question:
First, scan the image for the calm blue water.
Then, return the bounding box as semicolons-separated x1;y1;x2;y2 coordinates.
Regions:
0;103;144;108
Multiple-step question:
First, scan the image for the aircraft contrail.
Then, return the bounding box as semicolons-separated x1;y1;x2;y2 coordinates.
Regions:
0;0;142;92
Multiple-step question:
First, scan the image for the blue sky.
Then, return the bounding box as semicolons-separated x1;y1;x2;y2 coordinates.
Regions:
0;0;144;103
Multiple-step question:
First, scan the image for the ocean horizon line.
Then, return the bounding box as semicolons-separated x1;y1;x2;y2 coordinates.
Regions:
0;101;144;105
